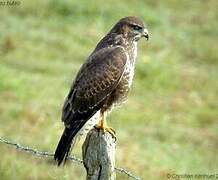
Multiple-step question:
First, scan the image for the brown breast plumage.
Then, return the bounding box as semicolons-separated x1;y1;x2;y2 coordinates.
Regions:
105;41;137;109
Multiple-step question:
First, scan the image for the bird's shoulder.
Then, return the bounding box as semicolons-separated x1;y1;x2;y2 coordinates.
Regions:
94;33;127;51
74;45;128;86
62;45;128;124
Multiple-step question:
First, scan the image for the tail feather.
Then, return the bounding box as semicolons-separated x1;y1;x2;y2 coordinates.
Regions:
54;127;75;166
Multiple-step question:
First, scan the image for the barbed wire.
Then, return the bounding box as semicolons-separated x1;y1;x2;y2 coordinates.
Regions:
0;137;141;180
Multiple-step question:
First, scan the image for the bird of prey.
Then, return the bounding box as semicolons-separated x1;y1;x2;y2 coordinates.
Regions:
54;16;149;165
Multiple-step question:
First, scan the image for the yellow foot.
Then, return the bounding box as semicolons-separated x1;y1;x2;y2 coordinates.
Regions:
95;111;116;138
95;124;116;138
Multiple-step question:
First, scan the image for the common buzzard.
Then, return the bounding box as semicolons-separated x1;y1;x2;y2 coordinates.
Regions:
54;16;149;165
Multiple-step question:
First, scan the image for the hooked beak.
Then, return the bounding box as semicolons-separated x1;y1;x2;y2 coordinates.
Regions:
142;28;149;40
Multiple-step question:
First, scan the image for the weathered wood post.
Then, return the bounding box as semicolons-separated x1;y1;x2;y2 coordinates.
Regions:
82;127;116;180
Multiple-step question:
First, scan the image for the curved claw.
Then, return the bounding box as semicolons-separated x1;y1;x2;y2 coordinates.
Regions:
95;124;116;138
95;111;116;139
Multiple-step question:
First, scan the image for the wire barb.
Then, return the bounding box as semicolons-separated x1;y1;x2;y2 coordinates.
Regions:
0;137;141;180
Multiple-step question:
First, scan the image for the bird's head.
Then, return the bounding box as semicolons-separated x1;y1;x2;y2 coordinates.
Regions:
111;16;149;42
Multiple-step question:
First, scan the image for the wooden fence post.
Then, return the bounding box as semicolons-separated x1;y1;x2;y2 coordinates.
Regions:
82;128;116;180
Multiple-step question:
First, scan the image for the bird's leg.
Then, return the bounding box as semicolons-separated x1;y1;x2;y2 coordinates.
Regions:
95;111;116;138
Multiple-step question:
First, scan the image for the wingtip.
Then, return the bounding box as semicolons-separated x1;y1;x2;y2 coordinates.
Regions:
54;156;64;166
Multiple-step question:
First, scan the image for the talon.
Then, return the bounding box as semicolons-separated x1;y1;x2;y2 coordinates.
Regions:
95;125;116;138
95;111;116;139
105;127;116;138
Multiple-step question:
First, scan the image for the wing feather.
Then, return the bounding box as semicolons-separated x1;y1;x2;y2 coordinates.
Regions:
62;46;127;127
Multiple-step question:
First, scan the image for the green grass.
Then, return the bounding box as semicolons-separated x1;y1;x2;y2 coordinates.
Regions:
0;0;218;179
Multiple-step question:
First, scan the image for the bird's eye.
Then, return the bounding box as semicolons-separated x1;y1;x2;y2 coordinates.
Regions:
131;24;143;31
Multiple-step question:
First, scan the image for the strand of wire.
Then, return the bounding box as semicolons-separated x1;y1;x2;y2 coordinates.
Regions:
0;137;141;180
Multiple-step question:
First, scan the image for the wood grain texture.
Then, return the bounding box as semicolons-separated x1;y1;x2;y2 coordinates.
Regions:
82;128;116;180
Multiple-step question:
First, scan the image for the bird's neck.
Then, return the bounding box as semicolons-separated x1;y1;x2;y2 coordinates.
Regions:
94;33;138;63
120;37;138;64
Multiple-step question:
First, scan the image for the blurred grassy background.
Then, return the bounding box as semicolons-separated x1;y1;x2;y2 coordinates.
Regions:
0;0;218;179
